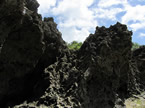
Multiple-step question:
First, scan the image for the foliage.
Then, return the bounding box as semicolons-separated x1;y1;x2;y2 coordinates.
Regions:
132;42;140;50
68;41;140;51
67;41;82;50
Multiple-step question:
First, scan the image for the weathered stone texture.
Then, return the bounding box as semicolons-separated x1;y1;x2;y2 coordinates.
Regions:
0;0;144;108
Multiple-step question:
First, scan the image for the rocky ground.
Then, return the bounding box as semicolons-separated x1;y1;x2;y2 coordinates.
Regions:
0;0;145;108
125;92;145;108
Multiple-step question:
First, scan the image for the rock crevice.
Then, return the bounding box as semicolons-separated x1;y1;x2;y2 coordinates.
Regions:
0;0;145;108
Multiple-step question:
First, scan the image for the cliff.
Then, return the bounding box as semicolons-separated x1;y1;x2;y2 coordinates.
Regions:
0;0;144;108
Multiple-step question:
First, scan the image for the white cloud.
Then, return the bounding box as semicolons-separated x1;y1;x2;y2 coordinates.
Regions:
98;0;127;8
49;0;127;42
129;22;145;31
37;0;56;15
37;0;145;43
94;8;123;20
48;0;97;42
139;33;145;38
96;0;127;21
59;27;90;43
122;5;145;31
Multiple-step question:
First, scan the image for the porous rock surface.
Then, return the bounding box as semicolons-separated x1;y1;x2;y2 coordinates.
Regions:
132;46;145;89
0;0;144;108
0;0;67;107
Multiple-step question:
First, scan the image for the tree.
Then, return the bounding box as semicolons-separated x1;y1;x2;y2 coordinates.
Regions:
132;42;140;50
67;41;82;50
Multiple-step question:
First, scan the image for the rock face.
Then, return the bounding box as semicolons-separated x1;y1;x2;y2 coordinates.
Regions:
0;0;144;108
76;24;139;108
132;46;145;89
0;0;67;107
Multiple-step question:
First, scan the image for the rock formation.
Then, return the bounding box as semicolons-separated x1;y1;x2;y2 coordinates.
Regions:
0;0;67;107
132;46;145;90
0;0;144;108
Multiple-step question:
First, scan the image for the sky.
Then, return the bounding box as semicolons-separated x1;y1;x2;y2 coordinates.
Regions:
37;0;145;45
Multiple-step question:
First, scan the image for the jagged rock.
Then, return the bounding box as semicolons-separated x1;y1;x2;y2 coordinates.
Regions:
0;0;67;107
76;23;139;108
13;23;140;108
132;46;145;89
25;0;39;12
0;0;144;108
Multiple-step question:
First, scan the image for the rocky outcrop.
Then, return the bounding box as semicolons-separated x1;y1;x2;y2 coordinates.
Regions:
0;0;144;108
0;0;67;107
76;23;139;108
132;46;145;90
12;23;140;108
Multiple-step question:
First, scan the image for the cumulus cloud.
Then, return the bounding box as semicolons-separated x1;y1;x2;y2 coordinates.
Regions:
98;0;127;8
37;0;56;15
48;0;97;42
94;8;123;20
129;22;145;31
139;33;145;38
37;0;145;43
122;5;145;31
60;26;90;42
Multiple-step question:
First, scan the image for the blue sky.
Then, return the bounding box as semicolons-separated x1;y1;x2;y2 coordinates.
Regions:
37;0;145;45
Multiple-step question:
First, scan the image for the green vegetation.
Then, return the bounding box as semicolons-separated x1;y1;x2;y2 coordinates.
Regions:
67;41;82;50
125;96;145;108
68;41;140;51
132;42;140;50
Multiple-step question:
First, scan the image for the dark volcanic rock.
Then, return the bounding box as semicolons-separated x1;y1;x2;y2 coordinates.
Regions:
13;23;140;108
132;46;145;89
76;23;139;108
0;0;143;108
0;0;67;107
25;0;39;12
